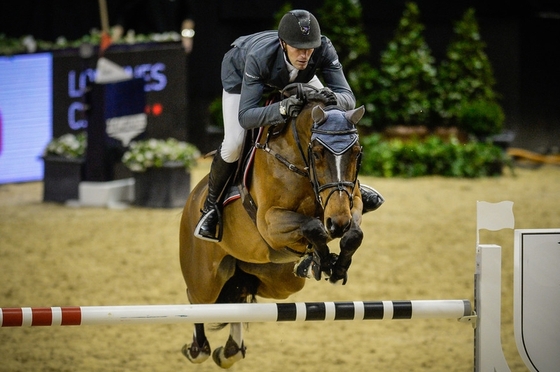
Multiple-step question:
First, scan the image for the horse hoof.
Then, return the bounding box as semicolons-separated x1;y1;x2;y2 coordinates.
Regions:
329;271;348;285
212;337;246;369
182;339;211;364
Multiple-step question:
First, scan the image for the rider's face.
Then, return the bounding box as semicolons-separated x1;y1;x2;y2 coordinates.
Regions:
283;42;314;70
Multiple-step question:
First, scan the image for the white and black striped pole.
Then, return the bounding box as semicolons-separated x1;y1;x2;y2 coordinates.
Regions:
1;300;471;327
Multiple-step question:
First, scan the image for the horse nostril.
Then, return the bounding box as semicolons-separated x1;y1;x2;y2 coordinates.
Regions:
326;217;350;238
326;217;333;232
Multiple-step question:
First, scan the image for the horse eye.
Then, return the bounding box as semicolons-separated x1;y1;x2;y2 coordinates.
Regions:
312;147;324;160
313;151;321;161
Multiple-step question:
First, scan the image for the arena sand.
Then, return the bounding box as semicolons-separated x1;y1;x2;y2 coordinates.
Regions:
1;159;559;372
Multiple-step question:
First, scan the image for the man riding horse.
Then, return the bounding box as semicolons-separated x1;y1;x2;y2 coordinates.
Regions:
195;9;383;242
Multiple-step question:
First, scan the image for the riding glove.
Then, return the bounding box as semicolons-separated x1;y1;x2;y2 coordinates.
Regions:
279;96;304;118
307;87;338;106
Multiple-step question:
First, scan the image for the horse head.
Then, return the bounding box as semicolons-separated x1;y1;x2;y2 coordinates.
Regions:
305;104;364;238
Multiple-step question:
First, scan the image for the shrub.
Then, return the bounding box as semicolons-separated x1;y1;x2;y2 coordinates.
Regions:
365;2;439;131
458;99;505;138
435;8;503;129
360;134;511;178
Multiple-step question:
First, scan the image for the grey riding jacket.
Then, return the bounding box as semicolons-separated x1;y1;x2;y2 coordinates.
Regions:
221;31;356;129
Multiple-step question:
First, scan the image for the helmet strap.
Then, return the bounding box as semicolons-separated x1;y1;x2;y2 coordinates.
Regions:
279;39;294;67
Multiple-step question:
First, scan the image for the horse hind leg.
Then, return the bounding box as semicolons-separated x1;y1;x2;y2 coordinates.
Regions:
212;266;258;368
212;322;246;368
182;323;211;364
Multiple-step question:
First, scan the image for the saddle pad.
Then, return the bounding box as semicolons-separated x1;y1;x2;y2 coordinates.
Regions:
223;186;241;207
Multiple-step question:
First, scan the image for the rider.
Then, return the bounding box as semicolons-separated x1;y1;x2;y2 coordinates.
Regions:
195;9;383;242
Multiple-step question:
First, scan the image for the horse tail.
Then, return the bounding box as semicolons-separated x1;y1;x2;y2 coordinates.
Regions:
210;264;259;330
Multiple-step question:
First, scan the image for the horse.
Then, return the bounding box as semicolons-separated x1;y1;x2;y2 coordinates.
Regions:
179;84;366;368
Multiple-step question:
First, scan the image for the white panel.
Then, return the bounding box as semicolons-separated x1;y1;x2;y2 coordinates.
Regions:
514;229;560;372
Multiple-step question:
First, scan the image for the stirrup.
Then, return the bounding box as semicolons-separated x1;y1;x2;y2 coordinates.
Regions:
194;209;221;242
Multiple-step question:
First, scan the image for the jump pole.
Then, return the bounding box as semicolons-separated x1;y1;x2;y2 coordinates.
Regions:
0;300;471;327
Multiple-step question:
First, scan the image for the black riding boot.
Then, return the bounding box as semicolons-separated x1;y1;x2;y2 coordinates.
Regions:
360;184;384;214
194;151;237;242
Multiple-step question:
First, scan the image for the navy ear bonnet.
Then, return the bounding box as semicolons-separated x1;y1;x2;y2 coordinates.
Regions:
310;107;358;155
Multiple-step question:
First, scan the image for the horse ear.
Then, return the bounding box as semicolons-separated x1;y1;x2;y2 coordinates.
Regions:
344;105;365;125
311;105;328;124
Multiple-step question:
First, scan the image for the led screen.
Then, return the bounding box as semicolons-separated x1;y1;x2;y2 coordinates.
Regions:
0;53;52;184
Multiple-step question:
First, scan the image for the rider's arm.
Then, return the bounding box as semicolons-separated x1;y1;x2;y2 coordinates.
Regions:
318;38;356;110
237;54;286;130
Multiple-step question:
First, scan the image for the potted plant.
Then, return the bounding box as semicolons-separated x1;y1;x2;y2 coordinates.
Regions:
42;132;87;203
122;138;200;208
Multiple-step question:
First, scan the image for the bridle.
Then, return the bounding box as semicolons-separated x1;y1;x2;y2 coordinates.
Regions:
254;84;362;212
307;119;362;210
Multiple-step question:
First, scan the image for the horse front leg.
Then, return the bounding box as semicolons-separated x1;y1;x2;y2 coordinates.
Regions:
330;216;363;284
293;217;334;281
262;208;332;280
182;323;211;364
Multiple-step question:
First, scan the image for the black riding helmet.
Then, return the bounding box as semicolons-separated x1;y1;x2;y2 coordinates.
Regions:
278;9;321;49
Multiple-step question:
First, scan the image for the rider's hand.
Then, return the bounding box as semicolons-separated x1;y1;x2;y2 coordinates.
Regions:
319;87;338;105
279;96;304;118
307;87;338;106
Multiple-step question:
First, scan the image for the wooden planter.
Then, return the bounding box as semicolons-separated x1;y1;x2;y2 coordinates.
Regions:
42;156;85;203
132;165;191;208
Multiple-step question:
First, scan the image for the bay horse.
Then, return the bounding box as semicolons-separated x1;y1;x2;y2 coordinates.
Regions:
179;84;366;368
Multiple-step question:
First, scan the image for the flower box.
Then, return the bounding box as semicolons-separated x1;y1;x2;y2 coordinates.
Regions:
42;156;85;203
42;132;87;203
122;138;200;208
132;164;191;208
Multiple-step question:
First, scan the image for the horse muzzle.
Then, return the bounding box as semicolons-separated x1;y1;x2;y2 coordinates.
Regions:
325;215;352;239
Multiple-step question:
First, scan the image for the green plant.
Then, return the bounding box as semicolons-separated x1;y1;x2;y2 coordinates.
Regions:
315;0;377;129
458;99;505;138
208;96;224;128
316;0;370;73
360;134;511;178
435;8;502;128
366;2;439;131
43;132;87;159
0;29;181;56
122;138;200;172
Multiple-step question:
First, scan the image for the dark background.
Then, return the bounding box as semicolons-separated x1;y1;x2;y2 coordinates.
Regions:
1;0;559;153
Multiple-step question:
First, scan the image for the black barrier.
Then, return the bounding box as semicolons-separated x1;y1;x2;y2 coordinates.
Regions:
85;78;146;182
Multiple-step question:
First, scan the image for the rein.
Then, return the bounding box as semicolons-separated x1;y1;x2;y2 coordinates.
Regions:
253;121;309;178
254;106;360;212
